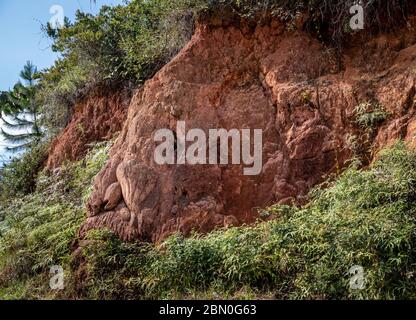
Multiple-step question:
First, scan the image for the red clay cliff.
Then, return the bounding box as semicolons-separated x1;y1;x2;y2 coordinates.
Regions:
62;17;416;242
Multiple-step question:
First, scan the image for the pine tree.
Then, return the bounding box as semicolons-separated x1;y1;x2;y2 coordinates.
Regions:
0;61;42;152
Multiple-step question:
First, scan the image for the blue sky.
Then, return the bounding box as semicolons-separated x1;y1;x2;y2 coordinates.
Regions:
0;0;122;162
0;0;122;91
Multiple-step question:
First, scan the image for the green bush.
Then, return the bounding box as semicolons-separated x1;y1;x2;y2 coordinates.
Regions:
0;141;112;299
0;143;48;201
79;142;416;300
2;140;416;300
2;0;416;300
354;101;389;130
38;0;199;132
37;60;91;136
37;0;414;134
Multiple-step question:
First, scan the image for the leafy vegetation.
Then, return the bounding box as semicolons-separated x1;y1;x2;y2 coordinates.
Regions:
0;141;112;299
0;143;48;201
1;1;412;138
36;0;414;134
345;101;390;164
38;0;199;133
1;0;416;300
0;62;43;152
354;101;389;130
74;142;416;300
2;142;416;300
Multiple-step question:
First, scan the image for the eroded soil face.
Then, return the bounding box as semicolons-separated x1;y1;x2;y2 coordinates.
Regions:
78;18;416;242
46;89;131;169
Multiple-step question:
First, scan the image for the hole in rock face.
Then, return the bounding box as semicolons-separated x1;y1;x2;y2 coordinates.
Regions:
216;140;221;164
173;131;178;152
177;189;190;208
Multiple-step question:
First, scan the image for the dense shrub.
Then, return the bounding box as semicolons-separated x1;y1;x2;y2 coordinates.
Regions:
1;141;416;299
0;141;111;299
37;0;415;133
2;1;416;300
79;142;416;300
214;0;414;40
0;143;48;201
38;0;199;132
354;101;389;130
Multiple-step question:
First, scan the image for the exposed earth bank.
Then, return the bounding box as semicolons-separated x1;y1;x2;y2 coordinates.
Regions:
49;17;416;242
46;88;131;169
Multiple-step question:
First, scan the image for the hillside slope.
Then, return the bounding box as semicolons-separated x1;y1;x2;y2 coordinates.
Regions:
77;16;416;242
2;1;416;300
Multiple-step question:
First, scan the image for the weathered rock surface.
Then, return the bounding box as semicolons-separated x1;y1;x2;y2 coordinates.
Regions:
46;89;131;169
80;18;416;242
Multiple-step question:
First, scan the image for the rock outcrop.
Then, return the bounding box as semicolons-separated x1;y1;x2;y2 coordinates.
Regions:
79;17;416;242
46;89;131;169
